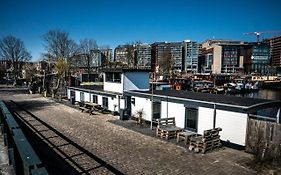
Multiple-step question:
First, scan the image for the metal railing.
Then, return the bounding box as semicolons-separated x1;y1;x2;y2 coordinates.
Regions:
0;101;48;175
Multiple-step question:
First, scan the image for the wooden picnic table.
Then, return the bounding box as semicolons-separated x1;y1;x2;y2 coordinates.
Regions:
177;130;198;145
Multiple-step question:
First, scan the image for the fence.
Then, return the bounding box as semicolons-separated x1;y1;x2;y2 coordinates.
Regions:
0;101;48;175
245;118;281;160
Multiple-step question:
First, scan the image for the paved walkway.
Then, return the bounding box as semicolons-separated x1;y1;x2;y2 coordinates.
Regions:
1;92;256;175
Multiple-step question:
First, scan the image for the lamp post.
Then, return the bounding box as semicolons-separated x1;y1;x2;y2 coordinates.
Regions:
151;72;154;130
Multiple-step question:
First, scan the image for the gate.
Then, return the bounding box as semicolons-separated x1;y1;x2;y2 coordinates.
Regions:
245;118;281;160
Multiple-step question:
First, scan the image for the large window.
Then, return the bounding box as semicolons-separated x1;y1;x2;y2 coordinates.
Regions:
153;101;161;119
105;72;121;83
185;107;198;131
102;97;108;109
92;95;98;104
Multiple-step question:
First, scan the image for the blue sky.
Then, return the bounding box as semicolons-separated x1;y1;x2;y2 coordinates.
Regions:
1;0;281;61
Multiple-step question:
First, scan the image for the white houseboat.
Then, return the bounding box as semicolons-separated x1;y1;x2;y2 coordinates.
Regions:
68;68;281;147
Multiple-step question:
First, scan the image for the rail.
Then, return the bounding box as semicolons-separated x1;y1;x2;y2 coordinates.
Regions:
0;101;48;175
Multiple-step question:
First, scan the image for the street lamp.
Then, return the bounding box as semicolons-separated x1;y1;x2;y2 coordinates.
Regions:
151;72;154;130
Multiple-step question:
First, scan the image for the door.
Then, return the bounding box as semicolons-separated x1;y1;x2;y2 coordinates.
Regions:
125;96;131;116
185;107;198;132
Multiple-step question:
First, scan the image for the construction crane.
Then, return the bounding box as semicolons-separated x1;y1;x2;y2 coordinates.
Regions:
243;30;281;42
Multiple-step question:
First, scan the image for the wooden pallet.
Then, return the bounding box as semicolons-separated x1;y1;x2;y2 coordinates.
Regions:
188;127;222;154
155;118;183;140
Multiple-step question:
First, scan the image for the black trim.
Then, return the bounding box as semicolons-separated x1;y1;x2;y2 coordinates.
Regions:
125;91;247;113
68;87;119;98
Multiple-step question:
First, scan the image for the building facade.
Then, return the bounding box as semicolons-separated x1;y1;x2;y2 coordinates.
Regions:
250;42;270;74
135;44;151;69
100;49;113;63
151;42;184;73
183;40;200;73
114;45;130;64
269;36;281;71
200;40;245;74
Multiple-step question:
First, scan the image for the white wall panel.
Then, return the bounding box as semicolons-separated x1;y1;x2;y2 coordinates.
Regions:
166;102;185;128
131;96;152;121
198;107;214;135
216;110;247;146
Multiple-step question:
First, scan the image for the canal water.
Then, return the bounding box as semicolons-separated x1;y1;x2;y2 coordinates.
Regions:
234;89;281;101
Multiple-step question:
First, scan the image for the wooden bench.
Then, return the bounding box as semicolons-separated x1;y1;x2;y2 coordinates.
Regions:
156;118;183;140
79;106;90;113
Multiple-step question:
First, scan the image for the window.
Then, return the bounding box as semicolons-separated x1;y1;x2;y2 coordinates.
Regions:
102;97;108;109
105;72;121;83
185;107;198;131
92;95;98;104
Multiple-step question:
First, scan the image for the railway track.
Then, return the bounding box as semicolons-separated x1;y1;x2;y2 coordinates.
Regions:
6;100;124;175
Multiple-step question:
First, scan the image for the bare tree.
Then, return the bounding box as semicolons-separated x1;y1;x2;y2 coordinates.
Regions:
42;30;78;62
126;45;136;68
158;46;173;77
52;58;68;99
78;38;98;81
0;35;31;80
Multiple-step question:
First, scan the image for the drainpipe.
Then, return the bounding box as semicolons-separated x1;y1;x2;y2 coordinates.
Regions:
151;73;155;130
277;108;280;124
166;96;168;118
151;83;154;129
213;103;216;129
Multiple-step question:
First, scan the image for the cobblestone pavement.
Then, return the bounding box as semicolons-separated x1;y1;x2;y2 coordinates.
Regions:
0;92;256;175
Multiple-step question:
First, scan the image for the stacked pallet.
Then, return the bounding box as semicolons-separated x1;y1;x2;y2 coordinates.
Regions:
156;118;183;140
189;127;222;153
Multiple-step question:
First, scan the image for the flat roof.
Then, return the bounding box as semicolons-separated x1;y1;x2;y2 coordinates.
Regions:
68;85;121;97
102;68;152;73
70;85;104;91
129;90;275;107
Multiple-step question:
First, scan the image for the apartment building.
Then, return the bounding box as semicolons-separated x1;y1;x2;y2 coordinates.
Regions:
135;44;151;69
183;40;201;73
151;42;183;73
100;48;113;62
269;36;281;71
200;40;245;74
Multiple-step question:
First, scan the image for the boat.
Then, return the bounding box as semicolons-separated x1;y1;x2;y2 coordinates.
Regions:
226;79;259;94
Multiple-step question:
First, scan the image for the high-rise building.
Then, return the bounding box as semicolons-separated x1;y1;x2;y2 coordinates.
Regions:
244;42;270;74
91;49;102;68
200;40;245;74
183;40;200;73
100;49;113;63
151;42;183;73
114;45;130;64
269;36;281;69
135;44;151;68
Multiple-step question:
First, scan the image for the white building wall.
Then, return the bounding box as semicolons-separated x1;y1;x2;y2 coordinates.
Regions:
164;102;185;128
97;95;103;106
120;98;125;109
75;91;80;102
103;74;123;93
131;96;152;121
123;72;149;91
107;96;119;111
67;89;71;99
198;107;214;135
84;92;91;102
215;110;247;146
